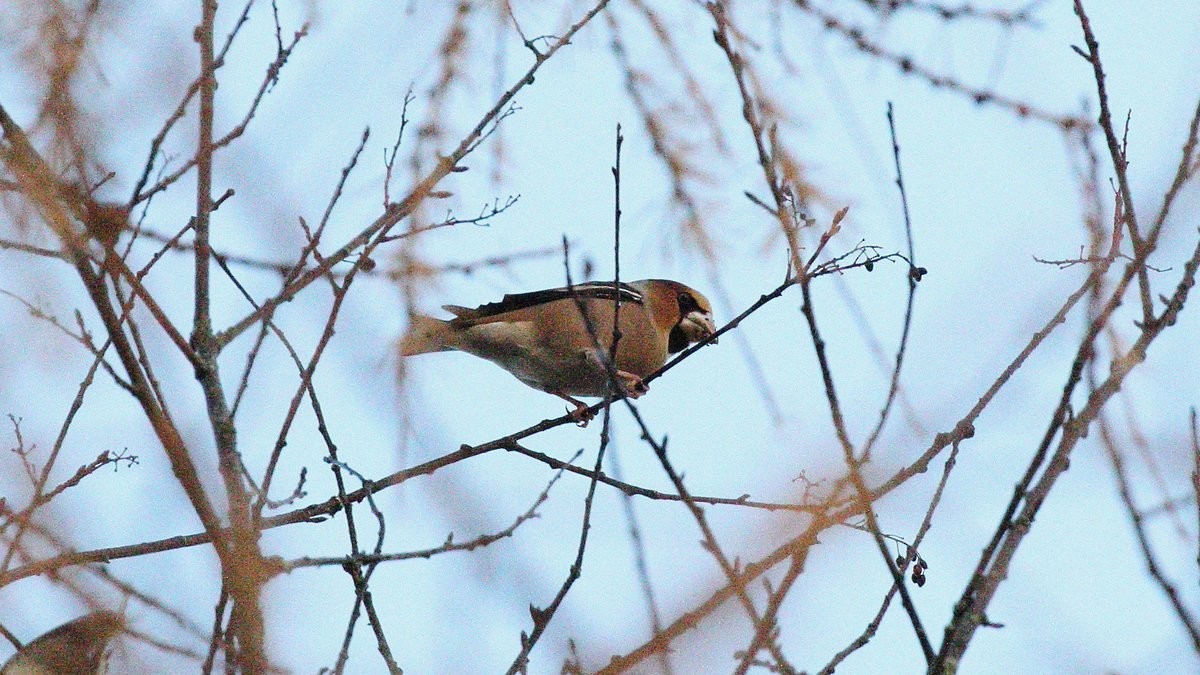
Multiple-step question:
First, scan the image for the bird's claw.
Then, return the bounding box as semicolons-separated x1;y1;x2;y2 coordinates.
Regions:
567;401;595;427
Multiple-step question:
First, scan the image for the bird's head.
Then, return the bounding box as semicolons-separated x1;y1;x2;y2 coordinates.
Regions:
639;279;717;354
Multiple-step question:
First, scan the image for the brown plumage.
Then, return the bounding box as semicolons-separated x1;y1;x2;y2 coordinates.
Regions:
401;279;717;422
2;611;123;675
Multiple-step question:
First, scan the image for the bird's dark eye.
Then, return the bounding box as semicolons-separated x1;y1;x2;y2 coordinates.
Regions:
678;292;695;310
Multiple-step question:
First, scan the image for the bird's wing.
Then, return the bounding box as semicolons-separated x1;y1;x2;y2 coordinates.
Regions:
445;281;644;324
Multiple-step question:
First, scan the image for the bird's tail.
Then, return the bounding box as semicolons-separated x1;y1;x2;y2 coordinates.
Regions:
400;314;456;356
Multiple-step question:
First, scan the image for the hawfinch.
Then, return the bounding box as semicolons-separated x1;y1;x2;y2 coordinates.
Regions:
401;279;717;422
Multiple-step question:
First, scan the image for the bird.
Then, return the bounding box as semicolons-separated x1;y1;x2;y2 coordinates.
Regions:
401;279;717;423
1;611;123;675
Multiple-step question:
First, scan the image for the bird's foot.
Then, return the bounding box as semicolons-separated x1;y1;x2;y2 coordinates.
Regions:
560;396;594;427
615;370;648;399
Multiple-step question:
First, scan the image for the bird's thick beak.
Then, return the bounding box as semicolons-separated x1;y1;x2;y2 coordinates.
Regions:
689;312;718;344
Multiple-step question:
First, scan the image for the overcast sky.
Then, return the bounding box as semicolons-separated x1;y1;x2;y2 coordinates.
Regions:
2;1;1199;673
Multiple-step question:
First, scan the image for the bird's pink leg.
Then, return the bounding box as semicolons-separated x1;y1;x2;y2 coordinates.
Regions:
553;393;595;426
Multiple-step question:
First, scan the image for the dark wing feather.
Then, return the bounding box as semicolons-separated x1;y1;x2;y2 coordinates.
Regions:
446;281;644;323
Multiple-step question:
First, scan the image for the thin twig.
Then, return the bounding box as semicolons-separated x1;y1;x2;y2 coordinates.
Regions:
1098;413;1200;651
859;103;921;462
1072;0;1153;327
505;421;610;674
